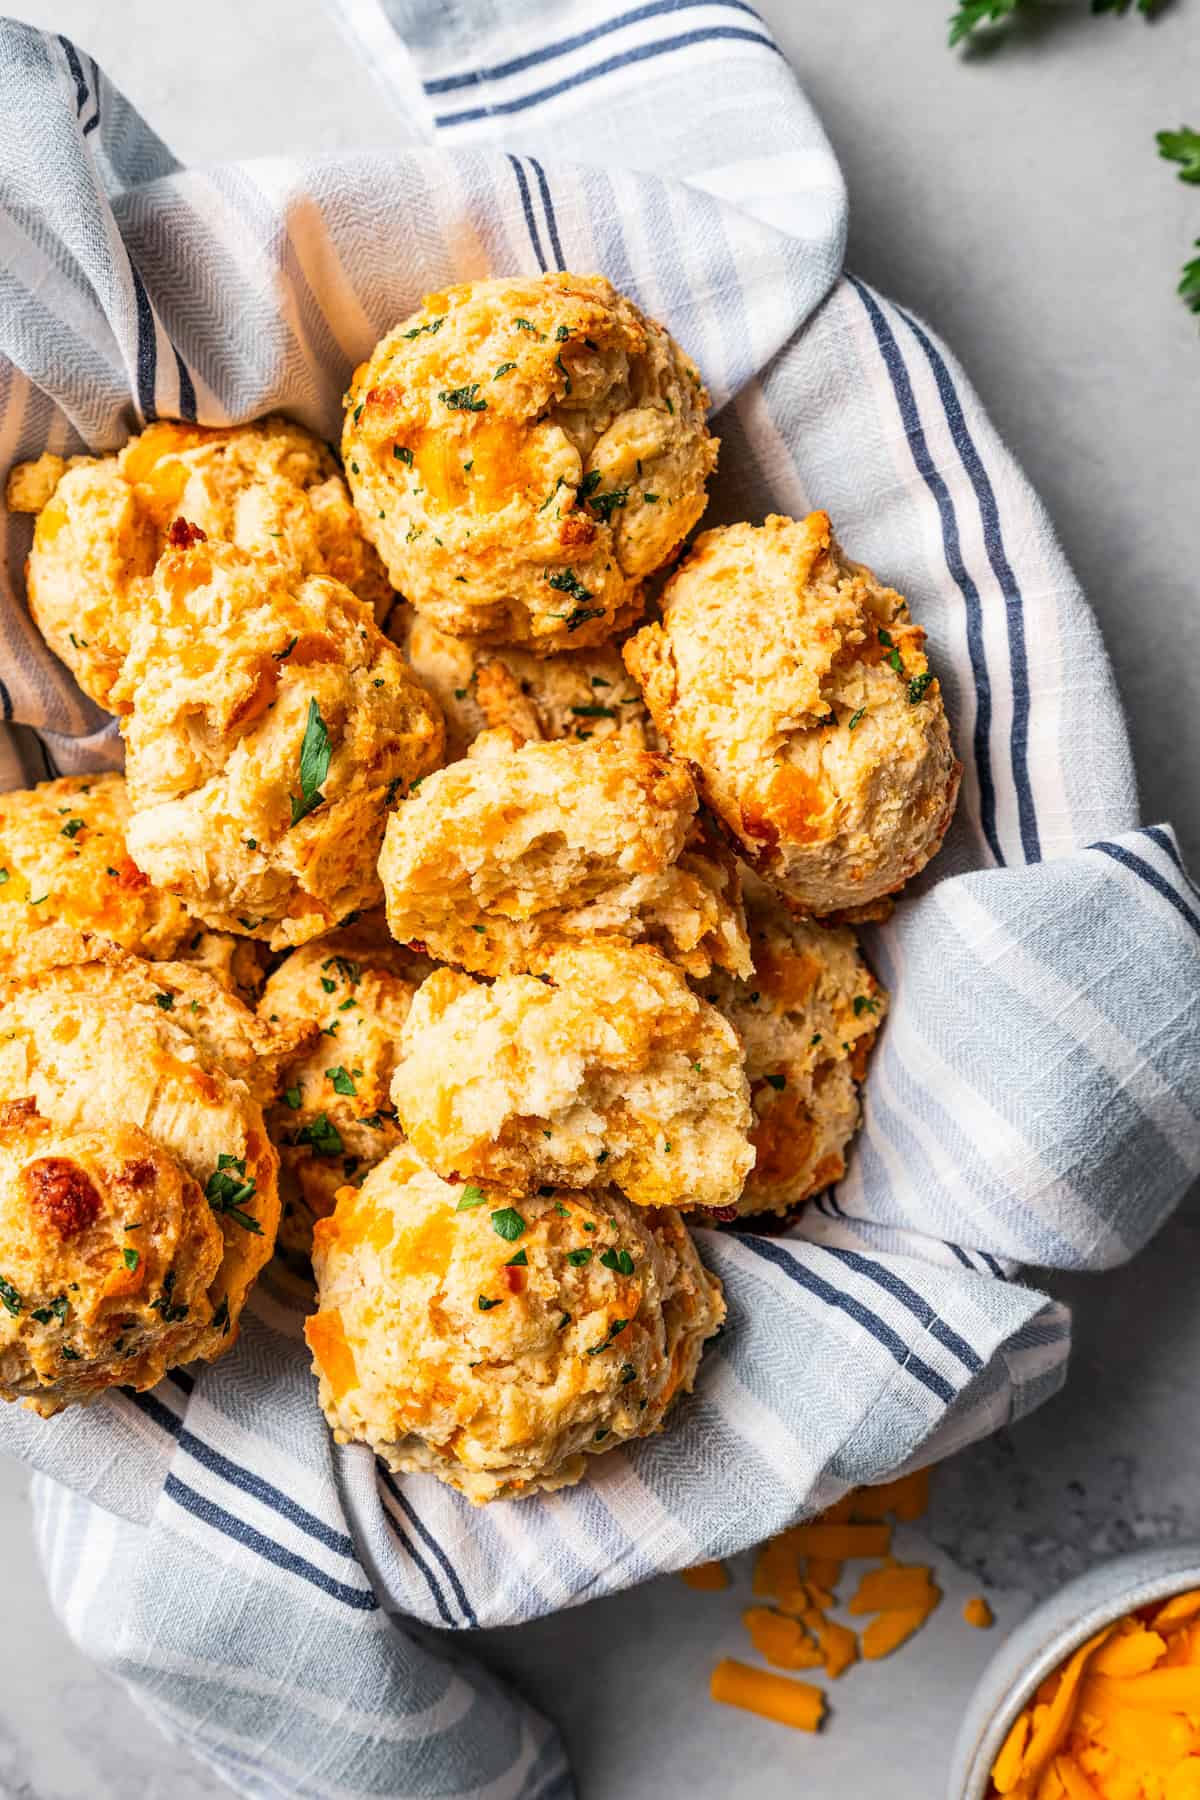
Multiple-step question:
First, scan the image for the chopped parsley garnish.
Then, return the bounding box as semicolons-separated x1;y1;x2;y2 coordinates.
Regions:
599;1248;635;1276
588;487;629;525
212;1295;231;1336
878;628;894;646
554;1201;570;1217
907;672;935;704
848;708;867;731
811;1033;823;1047
60;817;85;839
539;477;565;512
570;704;615;719
587;1318;629;1356
273;635;298;662
338;998;357;1012
154;991;174;1011
547;568;593;603
123;1247;140;1271
557;1312;571;1330
394;444;413;465
578;469;602;501
554;352;571;389
402;315;444;339
493;361;517;379
457;1184;488;1211
296;1113;343;1157
555;324;570;341
566;1247;593;1267
61;1345;81;1361
290;699;332;826
491;1206;527;1241
321;1022;339;1038
0;1274;21;1316
283;1085;302;1110
321;976;336;994
514;317;544;337
31;1294;69;1325
506;1249;529;1268
477;1294;502;1311
149;1269;189;1323
439;383;487;412
0;869;7;884
326;1066;357;1096
205;1154;262;1234
853;994;880;1017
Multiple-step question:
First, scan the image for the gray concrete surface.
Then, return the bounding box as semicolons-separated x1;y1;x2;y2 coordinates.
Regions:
1;3;1198;1797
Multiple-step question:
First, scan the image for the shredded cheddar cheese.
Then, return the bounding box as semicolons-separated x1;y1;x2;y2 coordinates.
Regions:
988;1591;1200;1799
688;1468;972;1742
710;1659;825;1732
682;1560;730;1592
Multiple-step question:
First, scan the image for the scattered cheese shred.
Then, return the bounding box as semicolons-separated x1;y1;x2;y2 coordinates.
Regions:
790;1522;892;1561
681;1560;730;1592
848;1562;939;1616
742;1607;824;1671
695;1472;962;1743
988;1594;1200;1799
814;1616;859;1680
862;1604;935;1661
965;1596;995;1630
710;1659;826;1732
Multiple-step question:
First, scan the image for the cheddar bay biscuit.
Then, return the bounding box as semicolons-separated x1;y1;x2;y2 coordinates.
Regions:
8;417;391;708
113;533;444;950
379;731;749;980
343;273;717;651
390;940;754;1213
307;1148;725;1502
0;933;291;1414
625;512;960;915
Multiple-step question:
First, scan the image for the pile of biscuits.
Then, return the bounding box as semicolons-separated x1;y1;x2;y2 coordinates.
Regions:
0;273;959;1502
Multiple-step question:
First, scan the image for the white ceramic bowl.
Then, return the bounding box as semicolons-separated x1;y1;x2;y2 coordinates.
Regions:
948;1543;1200;1799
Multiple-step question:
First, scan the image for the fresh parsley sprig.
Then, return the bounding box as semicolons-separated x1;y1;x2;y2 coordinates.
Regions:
1157;128;1200;316
290;699;331;827
206;1154;262;1234
949;0;1164;47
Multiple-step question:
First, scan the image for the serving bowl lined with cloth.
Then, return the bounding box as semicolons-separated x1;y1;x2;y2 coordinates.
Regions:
0;4;1198;1795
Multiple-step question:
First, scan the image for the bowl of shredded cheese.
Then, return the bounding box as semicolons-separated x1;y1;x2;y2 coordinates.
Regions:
950;1546;1200;1799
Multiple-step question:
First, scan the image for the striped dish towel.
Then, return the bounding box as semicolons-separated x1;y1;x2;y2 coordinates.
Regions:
1;4;1198;1794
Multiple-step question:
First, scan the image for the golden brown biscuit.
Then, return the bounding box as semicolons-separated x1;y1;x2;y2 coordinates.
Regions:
259;927;430;1258
395;608;655;759
7;418;393;708
112;533;444;951
391;941;754;1212
306;1147;725;1503
0;934;287;1414
624;512;961;915
701;873;886;1219
342;273;717;651
0;773;192;960
378;732;749;979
